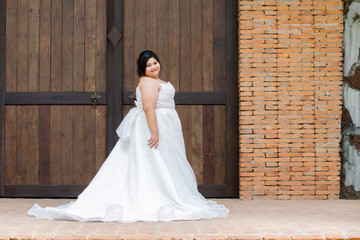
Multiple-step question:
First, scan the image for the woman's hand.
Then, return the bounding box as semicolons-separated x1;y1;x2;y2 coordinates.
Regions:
148;133;159;149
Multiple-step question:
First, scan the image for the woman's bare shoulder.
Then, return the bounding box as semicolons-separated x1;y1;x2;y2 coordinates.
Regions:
139;77;160;91
138;77;160;91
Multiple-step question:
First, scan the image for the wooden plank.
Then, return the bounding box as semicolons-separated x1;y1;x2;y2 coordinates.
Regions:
123;0;135;92
203;105;215;185
179;0;192;168
213;0;226;186
214;105;226;185
29;0;40;92
190;0;202;92
16;106;28;184
95;106;106;171
84;105;96;184
225;0;239;197
27;105;39;184
39;105;50;184
156;0;168;81
106;0;123;154
72;105;84;184
145;0;157;52
201;0;215;185
213;0;226;92
61;105;73;184
183;106;192;165
0;0;6;195
61;0;74;185
179;0;191;92
122;105;132;118
39;0;51;92
176;105;192;165
5;92;107;105
202;0;213;92
4;106;16;185
50;0;62;91
134;0;145;86
107;0;116;154
62;0;74;92
168;0;179;90
50;105;61;184
122;91;226;105
191;105;203;184
17;0;29;92
5;0;17;92
96;0;107;92
85;0;96;92
73;0;85;92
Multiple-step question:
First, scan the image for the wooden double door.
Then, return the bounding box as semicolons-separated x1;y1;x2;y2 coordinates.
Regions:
0;0;238;198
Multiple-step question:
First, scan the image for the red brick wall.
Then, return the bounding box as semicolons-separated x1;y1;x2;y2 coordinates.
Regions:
238;0;343;199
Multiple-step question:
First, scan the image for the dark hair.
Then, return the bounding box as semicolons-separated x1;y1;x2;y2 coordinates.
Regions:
137;50;161;77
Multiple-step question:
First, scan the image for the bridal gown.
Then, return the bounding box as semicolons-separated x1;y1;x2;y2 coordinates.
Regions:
27;82;229;222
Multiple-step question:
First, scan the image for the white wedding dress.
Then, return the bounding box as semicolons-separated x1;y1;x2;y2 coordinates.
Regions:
27;82;229;222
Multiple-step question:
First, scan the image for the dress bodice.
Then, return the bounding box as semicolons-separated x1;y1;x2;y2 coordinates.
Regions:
135;82;175;109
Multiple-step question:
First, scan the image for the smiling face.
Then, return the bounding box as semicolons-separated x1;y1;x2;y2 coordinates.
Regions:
145;57;161;79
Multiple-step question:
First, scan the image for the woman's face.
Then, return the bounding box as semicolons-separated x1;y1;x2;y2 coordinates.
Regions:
145;57;160;78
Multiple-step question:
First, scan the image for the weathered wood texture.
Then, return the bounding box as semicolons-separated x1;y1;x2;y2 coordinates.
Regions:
122;0;238;197
0;0;6;196
6;0;106;94
4;0;107;188
106;0;123;154
3;0;237;197
5;104;106;186
5;92;107;105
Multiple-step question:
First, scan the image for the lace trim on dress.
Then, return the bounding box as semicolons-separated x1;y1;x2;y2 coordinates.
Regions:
104;204;124;221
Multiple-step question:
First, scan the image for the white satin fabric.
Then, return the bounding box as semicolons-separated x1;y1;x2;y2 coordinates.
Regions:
27;82;229;222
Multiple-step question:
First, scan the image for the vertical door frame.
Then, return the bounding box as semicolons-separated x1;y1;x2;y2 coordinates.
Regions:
106;0;124;154
225;0;239;197
0;0;6;197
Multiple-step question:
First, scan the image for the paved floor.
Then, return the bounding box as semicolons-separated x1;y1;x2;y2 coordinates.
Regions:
0;199;360;240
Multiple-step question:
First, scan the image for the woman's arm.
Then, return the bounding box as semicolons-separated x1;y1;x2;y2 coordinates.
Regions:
139;78;160;149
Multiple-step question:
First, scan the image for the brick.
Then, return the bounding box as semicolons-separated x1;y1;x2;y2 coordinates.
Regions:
88;237;123;240
53;237;87;240
193;235;226;240
238;0;342;200
33;236;54;240
123;236;157;240
325;235;347;240
228;236;261;240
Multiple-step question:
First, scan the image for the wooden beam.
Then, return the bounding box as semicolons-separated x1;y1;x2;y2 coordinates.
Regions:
5;92;106;105
4;185;85;198
5;184;227;198
122;92;226;105
225;0;239;197
198;184;227;198
0;0;6;197
106;0;124;156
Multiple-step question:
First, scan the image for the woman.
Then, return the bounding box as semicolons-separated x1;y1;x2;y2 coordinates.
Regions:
27;50;229;222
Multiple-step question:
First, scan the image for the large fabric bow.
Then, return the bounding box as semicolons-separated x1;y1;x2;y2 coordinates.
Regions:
115;100;143;140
